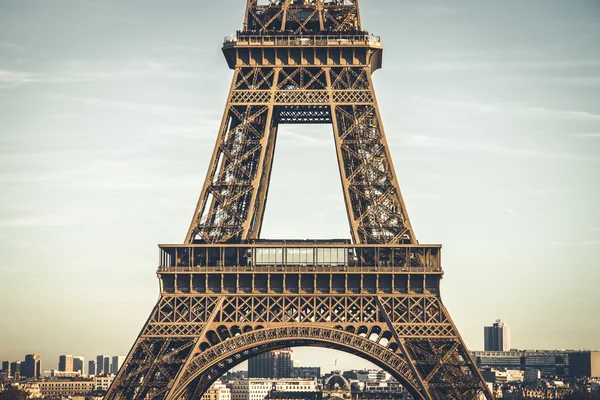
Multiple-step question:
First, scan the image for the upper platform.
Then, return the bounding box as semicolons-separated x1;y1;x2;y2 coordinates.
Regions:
222;0;383;70
158;240;442;274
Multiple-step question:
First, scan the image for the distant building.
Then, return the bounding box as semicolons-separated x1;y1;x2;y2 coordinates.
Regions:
94;375;115;390
228;378;317;400
481;369;523;384
356;379;411;400
354;393;410;400
292;367;321;379
471;350;599;377
342;370;369;382
73;356;85;375
224;370;248;380
10;361;22;379
58;355;74;372
49;370;81;378
366;369;389;381
23;354;41;378
1;361;9;376
274;349;293;378
201;381;231;400
112;355;126;375
524;369;541;383
267;390;322;400
104;356;111;375
11;382;42;398
322;371;351;400
249;353;274;379
249;349;294;379
484;319;511;351
569;352;600;377
37;379;95;397
96;355;109;375
363;380;404;392
88;360;97;376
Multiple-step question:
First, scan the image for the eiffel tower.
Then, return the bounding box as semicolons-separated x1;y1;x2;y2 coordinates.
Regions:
106;1;494;399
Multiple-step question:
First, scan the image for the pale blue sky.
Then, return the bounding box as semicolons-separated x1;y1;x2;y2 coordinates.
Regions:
1;0;599;372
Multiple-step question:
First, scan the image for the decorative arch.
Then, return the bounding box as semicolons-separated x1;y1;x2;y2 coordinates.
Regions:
169;325;426;400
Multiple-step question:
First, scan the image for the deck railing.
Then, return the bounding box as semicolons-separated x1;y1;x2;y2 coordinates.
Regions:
224;34;381;48
158;243;441;273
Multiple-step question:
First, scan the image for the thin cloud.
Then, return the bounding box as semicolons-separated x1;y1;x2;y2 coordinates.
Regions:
574;133;600;138
279;130;332;148
46;94;205;117
421;5;457;14
0;70;42;88
0;215;73;228
507;208;519;217
416;59;600;72
0;42;26;51
0;158;199;192
56;59;200;81
0;59;201;89
152;44;212;55
502;76;600;87
411;96;600;122
153;124;223;142
521;106;600;122
551;240;600;247
409;193;441;200
403;134;597;161
423;97;499;113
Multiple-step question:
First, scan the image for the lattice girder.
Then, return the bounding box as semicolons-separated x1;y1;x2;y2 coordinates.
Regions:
244;0;361;34
108;0;495;398
185;64;416;245
107;294;491;400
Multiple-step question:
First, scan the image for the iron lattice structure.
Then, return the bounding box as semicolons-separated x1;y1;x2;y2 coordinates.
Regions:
106;1;494;399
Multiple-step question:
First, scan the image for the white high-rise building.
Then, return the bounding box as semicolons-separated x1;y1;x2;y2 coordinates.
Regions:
484;319;511;351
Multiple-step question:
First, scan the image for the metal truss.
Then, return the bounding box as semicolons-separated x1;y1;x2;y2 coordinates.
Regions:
107;0;494;399
185;65;415;244
244;0;362;34
107;294;490;400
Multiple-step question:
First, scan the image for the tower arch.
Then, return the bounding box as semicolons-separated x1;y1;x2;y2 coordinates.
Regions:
169;325;424;399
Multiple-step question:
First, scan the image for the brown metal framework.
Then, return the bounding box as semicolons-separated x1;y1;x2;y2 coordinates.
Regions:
106;1;494;399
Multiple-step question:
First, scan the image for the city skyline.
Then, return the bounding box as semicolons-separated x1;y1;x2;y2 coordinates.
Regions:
1;353;126;375
1;0;599;374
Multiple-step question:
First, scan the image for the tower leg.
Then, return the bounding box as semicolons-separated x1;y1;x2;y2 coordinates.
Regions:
327;67;416;245
185;67;280;244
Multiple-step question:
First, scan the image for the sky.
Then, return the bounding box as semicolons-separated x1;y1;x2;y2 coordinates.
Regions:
1;0;599;374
